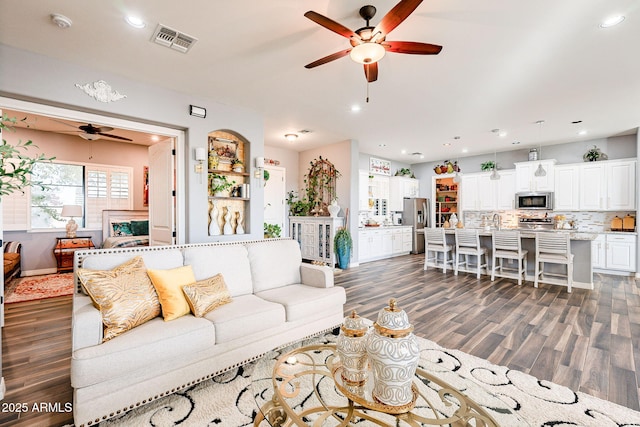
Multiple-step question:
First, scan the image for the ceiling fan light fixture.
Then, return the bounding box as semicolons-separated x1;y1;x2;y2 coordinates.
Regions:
79;133;100;141
349;42;385;64
284;133;298;142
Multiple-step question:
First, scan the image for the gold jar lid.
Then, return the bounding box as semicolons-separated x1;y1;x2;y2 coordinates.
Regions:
373;299;414;338
341;310;368;337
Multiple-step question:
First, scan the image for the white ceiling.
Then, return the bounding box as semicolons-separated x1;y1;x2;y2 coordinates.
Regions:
1;0;638;162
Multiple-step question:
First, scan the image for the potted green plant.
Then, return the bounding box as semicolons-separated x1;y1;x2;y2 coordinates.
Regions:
334;227;352;269
286;190;312;216
263;223;281;238
231;158;244;172
210;173;235;197
481;160;496;171
1;115;55;196
583;145;607;162
263;169;270;186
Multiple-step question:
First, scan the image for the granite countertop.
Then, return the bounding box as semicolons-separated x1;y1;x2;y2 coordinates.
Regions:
441;228;598;241
358;225;413;230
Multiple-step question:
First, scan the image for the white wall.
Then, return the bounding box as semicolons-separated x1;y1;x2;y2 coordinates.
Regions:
0;43;265;244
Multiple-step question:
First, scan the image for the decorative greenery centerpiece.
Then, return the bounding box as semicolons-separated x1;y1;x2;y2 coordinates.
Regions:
1;115;55;196
302;156;341;216
583;145;607;162
395;168;414;177
334;226;352;269
286;190;312;216
263;223;281;238
480;160;496;171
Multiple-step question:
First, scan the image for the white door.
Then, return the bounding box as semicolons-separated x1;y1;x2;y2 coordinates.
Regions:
148;139;175;245
264;166;286;237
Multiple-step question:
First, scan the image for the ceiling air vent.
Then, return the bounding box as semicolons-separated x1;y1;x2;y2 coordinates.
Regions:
152;24;198;53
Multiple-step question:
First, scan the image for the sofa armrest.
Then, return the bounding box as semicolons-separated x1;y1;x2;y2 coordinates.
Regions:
300;263;334;288
72;294;103;352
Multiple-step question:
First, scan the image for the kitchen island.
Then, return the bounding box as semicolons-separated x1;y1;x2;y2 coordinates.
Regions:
432;229;597;290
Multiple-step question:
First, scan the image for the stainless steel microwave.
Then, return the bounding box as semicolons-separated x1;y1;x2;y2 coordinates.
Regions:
515;192;554;210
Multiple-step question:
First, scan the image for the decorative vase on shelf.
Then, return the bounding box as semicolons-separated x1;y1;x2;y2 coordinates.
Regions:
336;310;369;385
236;211;245;234
223;206;234;235
449;213;458;228
209;201;221;236
328;200;340;218
366;298;419;407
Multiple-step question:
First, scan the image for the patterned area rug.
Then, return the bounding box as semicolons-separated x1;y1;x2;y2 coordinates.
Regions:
96;333;640;427
4;273;74;303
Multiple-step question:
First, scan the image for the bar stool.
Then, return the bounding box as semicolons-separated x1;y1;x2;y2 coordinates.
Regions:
424;228;454;273
534;232;574;293
491;230;528;286
454;229;488;279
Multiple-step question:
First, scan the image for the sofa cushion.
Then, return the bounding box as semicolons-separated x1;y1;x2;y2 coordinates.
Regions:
256;284;346;322
147;265;197;321
71;315;214;388
203;294;285;344
247;240;302;292
81;249;184;272
182;274;232;318
182;245;253;297
76;256;161;341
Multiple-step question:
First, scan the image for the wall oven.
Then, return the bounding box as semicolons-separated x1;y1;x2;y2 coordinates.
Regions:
515;192;554;210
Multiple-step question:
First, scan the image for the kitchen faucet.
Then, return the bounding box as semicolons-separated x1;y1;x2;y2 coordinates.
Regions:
493;213;501;230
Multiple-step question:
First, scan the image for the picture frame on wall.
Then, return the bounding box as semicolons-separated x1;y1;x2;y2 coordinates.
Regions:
369;157;391;176
209;137;238;161
143;166;149;206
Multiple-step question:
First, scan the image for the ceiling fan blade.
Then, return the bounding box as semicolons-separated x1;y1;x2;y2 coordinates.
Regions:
304;11;359;40
305;48;351;69
384;41;442;55
97;132;133;142
80;124;114;133
373;0;423;37
364;63;378;82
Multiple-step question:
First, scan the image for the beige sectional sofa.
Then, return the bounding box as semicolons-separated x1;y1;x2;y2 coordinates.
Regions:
71;238;346;426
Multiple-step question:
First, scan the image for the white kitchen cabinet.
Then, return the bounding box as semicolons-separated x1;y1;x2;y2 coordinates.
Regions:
579;159;636;211
389;176;420;212
461;170;515;211
515;159;556;192
554;165;580;211
592;233;637;273
359;226;412;262
496;170;516;210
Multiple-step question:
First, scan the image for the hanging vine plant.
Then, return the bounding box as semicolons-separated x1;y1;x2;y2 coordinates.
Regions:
303;156;340;216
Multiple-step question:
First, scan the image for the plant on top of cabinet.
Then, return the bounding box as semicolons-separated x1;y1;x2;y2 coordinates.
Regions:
304;156;341;216
481;160;496;171
395;168;415;177
583;145;608;162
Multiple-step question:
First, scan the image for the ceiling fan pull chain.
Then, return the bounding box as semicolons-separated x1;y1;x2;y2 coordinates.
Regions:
366;81;370;103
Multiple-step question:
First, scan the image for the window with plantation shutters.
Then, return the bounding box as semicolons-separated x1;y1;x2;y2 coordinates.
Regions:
85;166;133;229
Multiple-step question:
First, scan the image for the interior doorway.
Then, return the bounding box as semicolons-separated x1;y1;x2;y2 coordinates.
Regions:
264;166;286;237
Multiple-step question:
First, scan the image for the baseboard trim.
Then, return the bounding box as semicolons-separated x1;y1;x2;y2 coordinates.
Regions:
22;268;58;277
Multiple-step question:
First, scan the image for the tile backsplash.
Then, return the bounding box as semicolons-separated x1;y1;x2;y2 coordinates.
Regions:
462;210;636;232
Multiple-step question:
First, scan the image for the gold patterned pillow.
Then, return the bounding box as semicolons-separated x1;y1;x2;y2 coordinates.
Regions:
182;274;232;318
77;256;161;342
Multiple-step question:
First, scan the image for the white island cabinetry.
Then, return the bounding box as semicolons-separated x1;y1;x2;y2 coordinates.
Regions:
359;226;413;263
592;233;637;273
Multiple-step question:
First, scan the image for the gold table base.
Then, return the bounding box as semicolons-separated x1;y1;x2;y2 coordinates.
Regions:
253;343;507;427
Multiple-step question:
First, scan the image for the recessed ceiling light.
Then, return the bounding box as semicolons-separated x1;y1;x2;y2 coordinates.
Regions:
125;15;146;28
401;149;407;154
378;143;387;148
151;135;160;142
512;141;521;145
420;154;425;159
498;131;507;137
284;133;298;141
443;142;451;146
351;105;361;112
600;15;625;28
462;148;468;153
578;130;588;136
454;136;461;140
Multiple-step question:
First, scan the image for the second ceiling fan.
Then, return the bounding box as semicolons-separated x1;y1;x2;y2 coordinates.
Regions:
304;0;442;82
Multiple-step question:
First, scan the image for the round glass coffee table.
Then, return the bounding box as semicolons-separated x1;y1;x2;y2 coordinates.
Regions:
252;333;528;426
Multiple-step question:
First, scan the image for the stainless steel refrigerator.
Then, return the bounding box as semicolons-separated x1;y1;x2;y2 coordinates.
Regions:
402;198;429;254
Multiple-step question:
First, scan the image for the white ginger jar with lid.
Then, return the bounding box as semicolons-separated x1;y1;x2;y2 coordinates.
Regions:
366;298;419;407
328;199;341;218
336;310;369;384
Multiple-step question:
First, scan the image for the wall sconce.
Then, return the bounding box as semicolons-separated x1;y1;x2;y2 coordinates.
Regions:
195;147;207;183
189;105;206;118
254;156;265;179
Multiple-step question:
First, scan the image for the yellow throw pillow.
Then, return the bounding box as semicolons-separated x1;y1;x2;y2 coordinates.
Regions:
77;256;161;342
182;274;233;318
147;265;196;321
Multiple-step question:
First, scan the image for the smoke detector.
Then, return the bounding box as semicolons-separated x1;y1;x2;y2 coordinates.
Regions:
151;24;198;53
51;13;72;29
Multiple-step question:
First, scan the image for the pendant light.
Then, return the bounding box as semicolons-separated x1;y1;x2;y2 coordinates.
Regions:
534;120;546;177
490;150;500;180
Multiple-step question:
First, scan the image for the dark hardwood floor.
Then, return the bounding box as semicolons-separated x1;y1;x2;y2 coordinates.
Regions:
1;253;638;426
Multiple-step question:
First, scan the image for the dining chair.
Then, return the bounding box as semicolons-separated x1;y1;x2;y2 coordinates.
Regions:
424;228;454;273
534;232;574;293
491;230;528;286
454;229;488;279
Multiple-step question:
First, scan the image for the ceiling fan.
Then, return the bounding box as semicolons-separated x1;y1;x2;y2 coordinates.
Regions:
304;0;442;83
53;120;133;141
